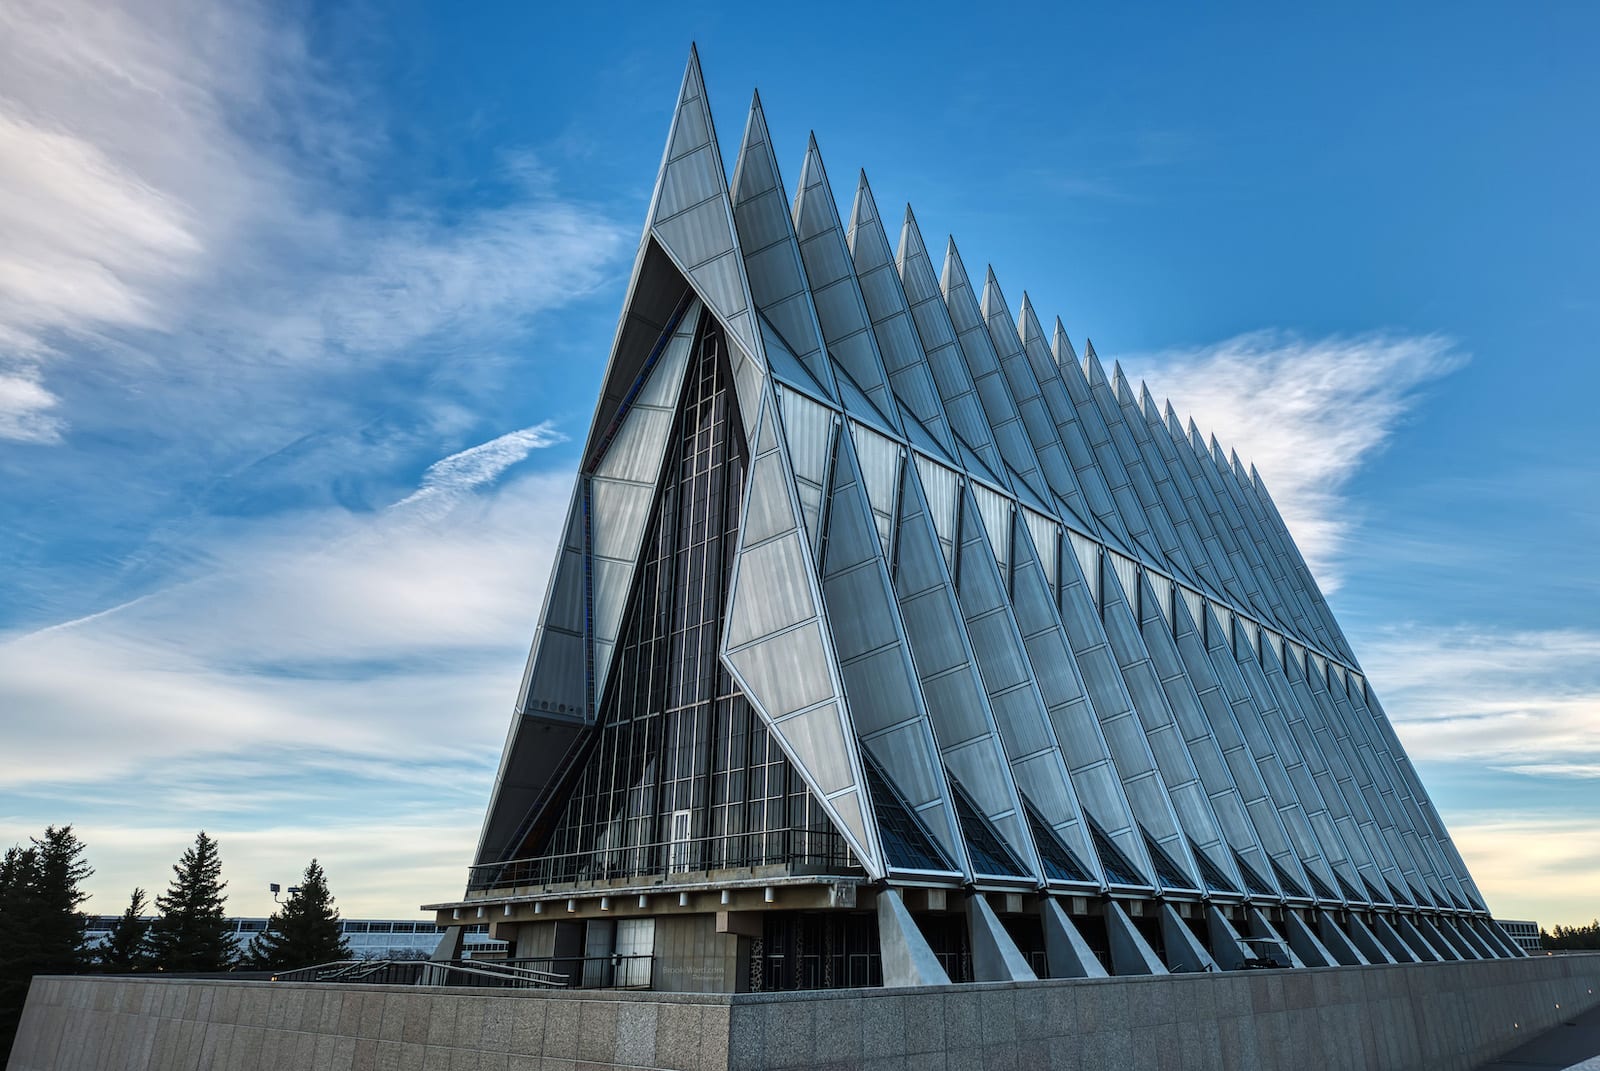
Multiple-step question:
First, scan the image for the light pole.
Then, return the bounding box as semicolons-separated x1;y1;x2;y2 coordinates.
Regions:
269;883;300;905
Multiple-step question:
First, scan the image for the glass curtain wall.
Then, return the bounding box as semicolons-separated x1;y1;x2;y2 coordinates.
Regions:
521;313;854;886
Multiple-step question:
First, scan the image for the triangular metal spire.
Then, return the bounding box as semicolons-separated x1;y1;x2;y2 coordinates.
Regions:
845;172;961;458
788;134;902;431
974;263;1098;532
729;93;839;403
896;207;1010;485
647;47;762;381
1052;316;1080;367
937;239;1054;509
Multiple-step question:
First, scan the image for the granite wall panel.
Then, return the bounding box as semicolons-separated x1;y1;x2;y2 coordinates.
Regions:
9;953;1599;1071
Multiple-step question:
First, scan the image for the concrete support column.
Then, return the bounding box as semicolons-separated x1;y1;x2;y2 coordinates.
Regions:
1370;915;1420;963
1315;912;1370;965
876;889;950;988
431;925;464;961
1248;907;1304;968
967;894;1037;982
1104;901;1166;976
1159;904;1217;973
1396;915;1444;961
1450;918;1497;959
1206;905;1252;971
1040;898;1108;978
1479;918;1526;958
1281;911;1337;967
1424;917;1478;960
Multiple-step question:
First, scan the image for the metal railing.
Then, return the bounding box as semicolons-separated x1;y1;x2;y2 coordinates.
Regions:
468;829;856;890
270;955;653;990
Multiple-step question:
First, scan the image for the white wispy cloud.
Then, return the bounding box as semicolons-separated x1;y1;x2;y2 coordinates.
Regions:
395;423;568;516
0;0;628;916
0;459;573;786
0;366;62;443
0;0;629;449
1360;624;1600;773
1128;331;1464;589
0;447;572;911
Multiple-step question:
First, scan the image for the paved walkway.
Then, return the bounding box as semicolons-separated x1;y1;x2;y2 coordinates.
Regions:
1480;1001;1600;1069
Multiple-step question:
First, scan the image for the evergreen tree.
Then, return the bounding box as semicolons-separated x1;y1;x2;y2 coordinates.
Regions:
28;826;92;968
148;832;235;972
0;827;93;1062
99;888;154;972
248;860;352;970
1542;919;1600;951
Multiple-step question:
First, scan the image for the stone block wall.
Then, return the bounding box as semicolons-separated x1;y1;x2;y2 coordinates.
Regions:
725;954;1600;1070
9;952;1599;1070
6;978;732;1071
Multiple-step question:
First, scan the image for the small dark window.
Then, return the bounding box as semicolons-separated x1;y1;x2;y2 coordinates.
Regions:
1270;857;1312;900
946;774;1028;879
1234;850;1281;898
862;755;954;873
1021;797;1094;885
1084;814;1148;888
1141;827;1199;892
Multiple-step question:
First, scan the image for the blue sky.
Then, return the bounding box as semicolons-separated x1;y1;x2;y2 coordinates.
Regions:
2;1;1596;925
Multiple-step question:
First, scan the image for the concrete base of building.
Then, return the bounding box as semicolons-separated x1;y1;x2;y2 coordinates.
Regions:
10;953;1599;1071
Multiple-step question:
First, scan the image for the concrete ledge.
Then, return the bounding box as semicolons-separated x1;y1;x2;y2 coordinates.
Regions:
10;952;1600;1070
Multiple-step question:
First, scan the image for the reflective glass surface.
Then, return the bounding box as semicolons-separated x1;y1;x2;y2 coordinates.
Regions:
947;774;1028;878
1142;827;1200;892
1085;814;1148;888
501;314;852;887
1022;799;1095;885
862;755;954;873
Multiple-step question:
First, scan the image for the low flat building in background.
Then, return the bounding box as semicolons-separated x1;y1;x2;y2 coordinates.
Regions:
83;916;505;962
426;47;1524;993
1496;918;1545;955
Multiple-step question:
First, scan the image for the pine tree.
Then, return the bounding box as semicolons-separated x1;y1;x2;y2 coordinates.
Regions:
0;845;40;1063
99;889;153;972
28;826;92;969
148;832;235;972
0;827;93;1062
248;860;351;970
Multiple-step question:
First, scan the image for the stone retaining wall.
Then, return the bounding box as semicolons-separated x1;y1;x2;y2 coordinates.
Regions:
9;953;1599;1070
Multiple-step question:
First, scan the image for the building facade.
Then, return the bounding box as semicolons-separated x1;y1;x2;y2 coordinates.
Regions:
1496;919;1544;955
427;48;1523;992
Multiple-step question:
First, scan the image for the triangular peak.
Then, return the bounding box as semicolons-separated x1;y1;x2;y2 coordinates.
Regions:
1083;339;1109;386
1165;400;1187;442
1017;292;1048;350
895;203;934;279
729;91;839;402
938;234;977;308
1140;382;1162;425
980;266;1029;363
1052;316;1080;366
845;168;883;258
1230;449;1251;485
981;265;1008;319
648;52;755;342
844;171;962;458
1111;361;1136;406
788;133;902;431
1210;434;1230;472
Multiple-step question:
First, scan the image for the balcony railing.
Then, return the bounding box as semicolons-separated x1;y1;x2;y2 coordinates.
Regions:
468;828;857;891
270;955;653;990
